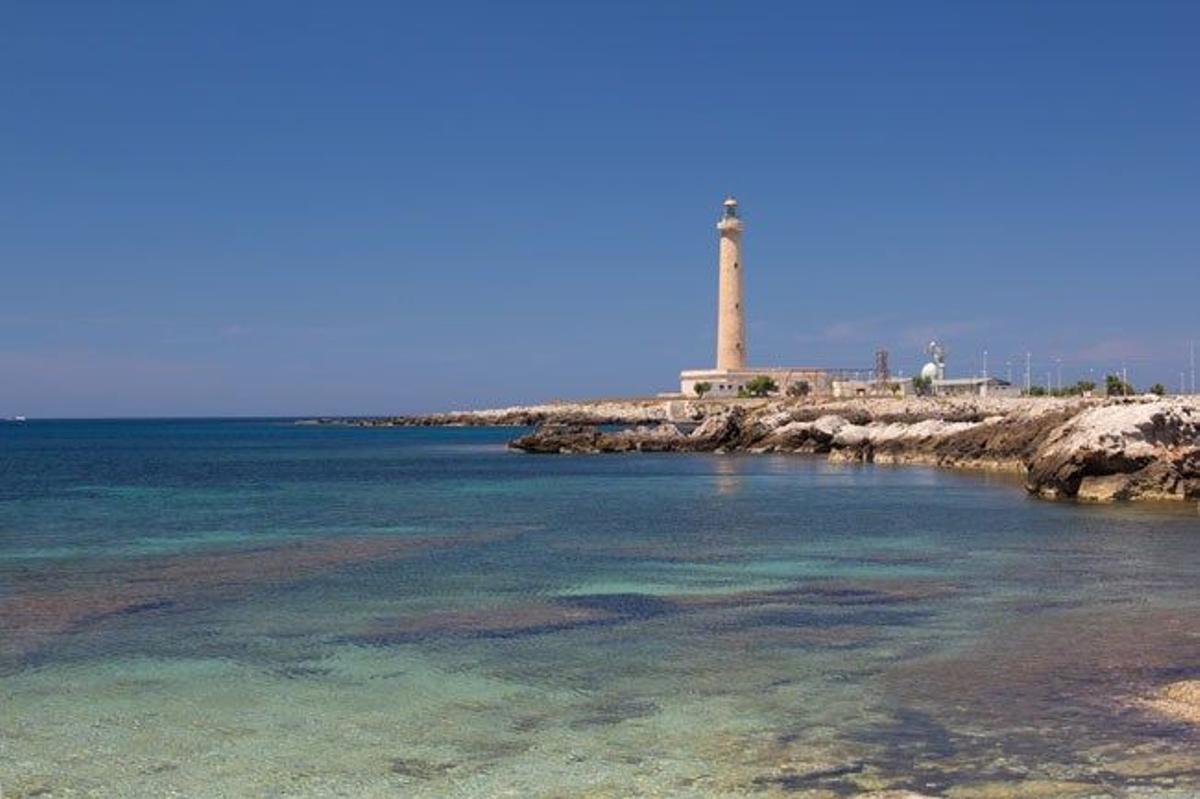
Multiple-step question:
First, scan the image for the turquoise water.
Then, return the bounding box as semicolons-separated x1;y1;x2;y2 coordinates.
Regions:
2;419;1199;797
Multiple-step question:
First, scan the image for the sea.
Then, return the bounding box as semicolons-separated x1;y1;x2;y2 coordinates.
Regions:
2;418;1199;798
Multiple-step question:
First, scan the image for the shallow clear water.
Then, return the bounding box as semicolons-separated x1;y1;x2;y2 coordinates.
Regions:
2;419;1199;798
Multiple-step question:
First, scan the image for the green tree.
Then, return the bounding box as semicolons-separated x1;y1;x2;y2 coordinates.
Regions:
911;375;933;396
1149;383;1166;396
1105;374;1135;397
1075;380;1096;395
786;380;811;398
693;381;712;398
745;375;778;397
1027;385;1047;397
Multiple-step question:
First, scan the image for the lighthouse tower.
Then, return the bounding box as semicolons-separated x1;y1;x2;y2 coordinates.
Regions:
680;196;825;398
715;196;746;370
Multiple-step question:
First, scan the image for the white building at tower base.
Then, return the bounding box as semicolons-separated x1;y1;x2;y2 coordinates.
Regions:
679;367;838;399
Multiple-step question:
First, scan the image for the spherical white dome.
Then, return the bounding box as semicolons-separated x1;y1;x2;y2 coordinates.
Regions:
920;362;939;381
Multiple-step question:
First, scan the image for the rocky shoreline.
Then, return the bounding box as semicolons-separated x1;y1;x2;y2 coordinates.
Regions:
304;399;671;428
319;396;1200;503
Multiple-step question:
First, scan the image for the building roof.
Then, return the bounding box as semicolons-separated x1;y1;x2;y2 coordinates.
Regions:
933;377;1012;386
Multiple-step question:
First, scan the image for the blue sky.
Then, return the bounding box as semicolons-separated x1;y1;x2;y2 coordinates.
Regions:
3;1;1198;416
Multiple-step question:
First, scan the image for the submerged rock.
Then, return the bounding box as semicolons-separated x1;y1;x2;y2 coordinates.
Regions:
943;780;1098;798
389;757;458;780
0;533;499;665
1140;679;1200;726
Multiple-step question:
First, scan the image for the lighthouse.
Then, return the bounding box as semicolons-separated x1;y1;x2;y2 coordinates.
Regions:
715;196;746;370
678;196;828;398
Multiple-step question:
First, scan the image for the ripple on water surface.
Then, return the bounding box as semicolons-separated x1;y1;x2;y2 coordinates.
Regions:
1;420;1199;797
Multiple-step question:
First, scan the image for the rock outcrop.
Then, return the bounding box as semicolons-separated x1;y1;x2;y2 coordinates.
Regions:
1024;400;1200;501
506;397;1200;504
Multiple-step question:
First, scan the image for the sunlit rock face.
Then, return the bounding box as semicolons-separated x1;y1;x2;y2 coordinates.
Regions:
1026;400;1200;501
507;397;1200;503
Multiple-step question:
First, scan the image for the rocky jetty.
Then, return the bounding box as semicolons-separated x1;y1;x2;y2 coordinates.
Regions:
507;397;1200;504
309;399;669;427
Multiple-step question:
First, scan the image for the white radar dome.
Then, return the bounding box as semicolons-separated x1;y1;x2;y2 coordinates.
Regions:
920;362;939;381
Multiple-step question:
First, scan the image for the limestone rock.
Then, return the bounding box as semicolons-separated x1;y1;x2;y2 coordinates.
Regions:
688;407;749;449
508;424;601;453
750;413;842;453
1026;400;1200;500
609;423;684;452
500;396;1200;504
832;424;871;450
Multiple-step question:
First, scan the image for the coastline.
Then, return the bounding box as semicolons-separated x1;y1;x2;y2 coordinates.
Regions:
316;396;1200;504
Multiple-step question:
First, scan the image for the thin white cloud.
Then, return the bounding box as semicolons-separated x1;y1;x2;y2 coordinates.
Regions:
1071;338;1155;363
794;315;892;344
899;318;994;349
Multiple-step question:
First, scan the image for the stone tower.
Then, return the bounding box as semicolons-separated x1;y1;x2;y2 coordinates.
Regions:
715;196;746;370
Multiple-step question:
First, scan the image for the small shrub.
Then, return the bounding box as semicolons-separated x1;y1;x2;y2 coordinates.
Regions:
745;375;778;397
786;380;810;398
1105;374;1135;397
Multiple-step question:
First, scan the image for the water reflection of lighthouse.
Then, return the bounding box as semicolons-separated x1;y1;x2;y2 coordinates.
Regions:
712;456;743;496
